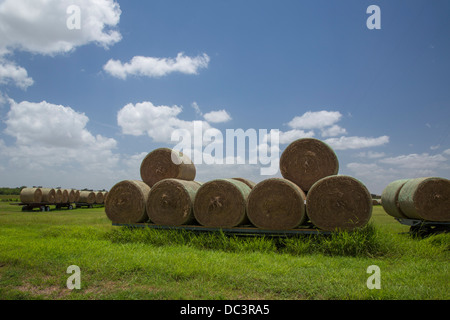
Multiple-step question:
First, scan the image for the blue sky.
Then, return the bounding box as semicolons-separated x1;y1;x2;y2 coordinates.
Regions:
0;0;449;194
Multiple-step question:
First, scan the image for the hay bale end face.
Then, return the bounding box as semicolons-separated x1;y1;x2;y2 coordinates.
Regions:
67;189;76;203
194;179;251;228
398;177;450;221
20;188;43;204
95;191;104;204
247;178;307;230
74;190;80;202
381;179;409;219
147;179;201;226
306;175;373;231
41;188;56;203
54;189;63;203
140;148;196;187
62;189;69;203
280;138;339;191
105;180;151;224
78;191;96;204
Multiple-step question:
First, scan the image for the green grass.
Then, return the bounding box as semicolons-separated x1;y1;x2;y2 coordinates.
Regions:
0;202;448;300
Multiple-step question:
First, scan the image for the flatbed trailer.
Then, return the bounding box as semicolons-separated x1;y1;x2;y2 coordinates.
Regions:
395;218;449;235
112;222;332;237
74;202;104;208
10;202;75;211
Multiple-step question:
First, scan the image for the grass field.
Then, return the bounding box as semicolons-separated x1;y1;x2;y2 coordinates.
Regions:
0;198;448;300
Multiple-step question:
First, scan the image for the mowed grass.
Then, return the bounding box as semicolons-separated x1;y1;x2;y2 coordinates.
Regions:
0;201;448;300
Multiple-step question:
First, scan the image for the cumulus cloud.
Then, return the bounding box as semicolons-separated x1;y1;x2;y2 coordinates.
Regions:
203;109;231;123
103;52;210;79
279;110;389;150
3;99;118;168
0;0;122;55
324;135;389;150
379;153;447;170
117;101;212;143
0;59;34;89
287;110;342;130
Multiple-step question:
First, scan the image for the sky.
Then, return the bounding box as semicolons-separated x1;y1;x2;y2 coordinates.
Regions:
0;0;449;194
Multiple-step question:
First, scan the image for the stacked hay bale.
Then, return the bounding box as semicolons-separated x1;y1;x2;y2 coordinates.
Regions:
382;177;450;222
105;140;375;232
248;138;372;231
78;191;96;204
41;188;56;203
106;149;197;224
194;179;252;228
20;188;43;204
95;191;104;204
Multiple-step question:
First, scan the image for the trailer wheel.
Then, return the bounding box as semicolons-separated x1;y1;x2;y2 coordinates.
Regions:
40;206;46;212
22;205;29;211
68;205;73;210
46;206;50;212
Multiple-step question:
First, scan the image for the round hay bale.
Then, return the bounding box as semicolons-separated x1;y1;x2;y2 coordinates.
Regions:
193;179;251;228
398;177;450;221
231;178;256;189
67;189;76;203
20;188;42;204
41;188;56;203
54;189;63;203
105;180;151;224
140;148;196;187
280;138;339;191
95;191;104;204
73;190;80;202
247;178;307;230
147;179;202;226
381;179;409;219
61;189;69;203
78;191;96;204
306;175;373;231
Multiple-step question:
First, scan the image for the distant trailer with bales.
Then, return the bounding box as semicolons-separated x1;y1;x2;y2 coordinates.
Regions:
11;187;107;211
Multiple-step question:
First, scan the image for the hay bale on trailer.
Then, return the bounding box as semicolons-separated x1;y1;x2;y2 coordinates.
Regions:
231;178;256;189
61;189;69;203
105;180;151;224
147;179;202;226
140;148;196;187
74;190;80;202
67;189;76;203
381;179;409;219
247;178;307;230
398;177;450;222
306;175;373;231
41;188;56;203
20;188;43;204
78;191;96;204
54;189;63;203
280;138;339;192
95;191;104;204
194;179;251;228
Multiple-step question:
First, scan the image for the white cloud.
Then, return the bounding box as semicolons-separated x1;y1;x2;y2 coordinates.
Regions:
324;135;389;150
278;129;315;144
320;124;347;137
287;110;342;130
203;109;231;123
1;99;120;189
0;59;33;89
444;149;450;156
117;101;212;143
103;52;210;79
191;101;202;116
356;151;386;159
379;153;447;170
0;0;122;55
